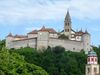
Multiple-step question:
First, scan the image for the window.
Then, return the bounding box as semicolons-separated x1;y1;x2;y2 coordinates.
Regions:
94;67;97;73
73;48;75;50
65;29;67;32
88;68;90;73
68;23;69;26
65;29;69;32
67;29;69;32
95;58;97;62
88;58;90;62
65;23;70;26
71;35;74;37
65;23;67;25
91;58;94;62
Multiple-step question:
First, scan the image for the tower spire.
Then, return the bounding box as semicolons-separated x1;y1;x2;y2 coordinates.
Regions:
64;10;72;39
85;29;89;34
65;10;71;22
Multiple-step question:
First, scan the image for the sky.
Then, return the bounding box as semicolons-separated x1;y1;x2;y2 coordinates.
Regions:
0;0;100;46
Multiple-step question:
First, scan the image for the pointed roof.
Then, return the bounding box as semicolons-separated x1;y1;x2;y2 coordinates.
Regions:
85;29;89;34
7;33;13;37
79;28;83;32
41;26;45;30
39;26;47;32
39;26;57;33
75;29;85;36
65;10;71;22
28;30;38;34
88;50;97;57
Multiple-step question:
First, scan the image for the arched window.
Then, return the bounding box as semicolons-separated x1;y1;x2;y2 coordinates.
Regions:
88;68;90;73
67;29;69;32
94;67;97;73
88;58;90;62
91;58;94;62
68;23;69;26
95;58;97;62
65;29;67;32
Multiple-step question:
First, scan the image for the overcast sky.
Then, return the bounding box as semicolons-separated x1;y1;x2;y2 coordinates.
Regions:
0;0;100;46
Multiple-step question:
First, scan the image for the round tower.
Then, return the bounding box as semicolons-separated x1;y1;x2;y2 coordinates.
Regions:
86;50;99;75
6;33;14;49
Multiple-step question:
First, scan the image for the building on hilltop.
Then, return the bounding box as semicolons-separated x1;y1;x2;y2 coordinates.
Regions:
86;50;99;75
6;10;91;54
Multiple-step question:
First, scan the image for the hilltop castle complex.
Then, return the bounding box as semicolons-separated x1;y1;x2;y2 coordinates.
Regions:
6;11;91;53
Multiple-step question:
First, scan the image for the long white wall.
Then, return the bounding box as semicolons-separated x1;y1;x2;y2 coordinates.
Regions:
49;38;83;52
9;38;37;49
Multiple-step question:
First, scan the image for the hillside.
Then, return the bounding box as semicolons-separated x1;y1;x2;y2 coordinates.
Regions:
0;40;100;75
0;48;49;75
9;46;87;75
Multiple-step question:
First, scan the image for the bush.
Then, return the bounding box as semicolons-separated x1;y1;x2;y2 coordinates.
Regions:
52;46;65;54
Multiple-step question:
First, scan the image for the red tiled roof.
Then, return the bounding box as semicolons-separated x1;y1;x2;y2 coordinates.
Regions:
75;31;85;36
28;26;57;33
14;35;27;38
28;30;38;34
45;28;57;33
13;38;36;42
39;26;48;32
39;26;57;33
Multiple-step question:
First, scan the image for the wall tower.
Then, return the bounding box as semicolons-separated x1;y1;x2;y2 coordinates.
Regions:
6;33;13;49
37;26;49;50
82;30;91;54
86;50;99;75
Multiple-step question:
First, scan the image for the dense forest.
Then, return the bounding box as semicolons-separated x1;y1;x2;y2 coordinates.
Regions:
0;40;100;75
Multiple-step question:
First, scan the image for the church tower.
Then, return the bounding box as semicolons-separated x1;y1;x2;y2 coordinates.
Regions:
86;50;99;75
64;10;72;39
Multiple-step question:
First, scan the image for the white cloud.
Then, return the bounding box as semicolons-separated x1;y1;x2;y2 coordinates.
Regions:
0;0;100;25
25;27;41;31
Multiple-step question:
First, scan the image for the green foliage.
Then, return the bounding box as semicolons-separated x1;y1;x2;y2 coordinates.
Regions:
0;39;5;50
52;46;65;54
93;46;100;64
0;48;49;75
10;46;87;75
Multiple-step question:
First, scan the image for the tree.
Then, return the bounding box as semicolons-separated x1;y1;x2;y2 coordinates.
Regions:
0;39;5;50
52;46;65;54
0;48;49;75
10;47;87;75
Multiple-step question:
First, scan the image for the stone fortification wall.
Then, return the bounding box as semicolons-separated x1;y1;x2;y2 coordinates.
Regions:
28;38;37;48
49;38;83;52
9;38;36;49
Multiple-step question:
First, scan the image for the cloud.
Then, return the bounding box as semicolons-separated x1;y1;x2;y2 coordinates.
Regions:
25;27;41;31
0;0;100;25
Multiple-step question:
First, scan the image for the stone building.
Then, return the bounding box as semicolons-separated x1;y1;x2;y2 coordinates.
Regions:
86;50;99;75
6;11;91;53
